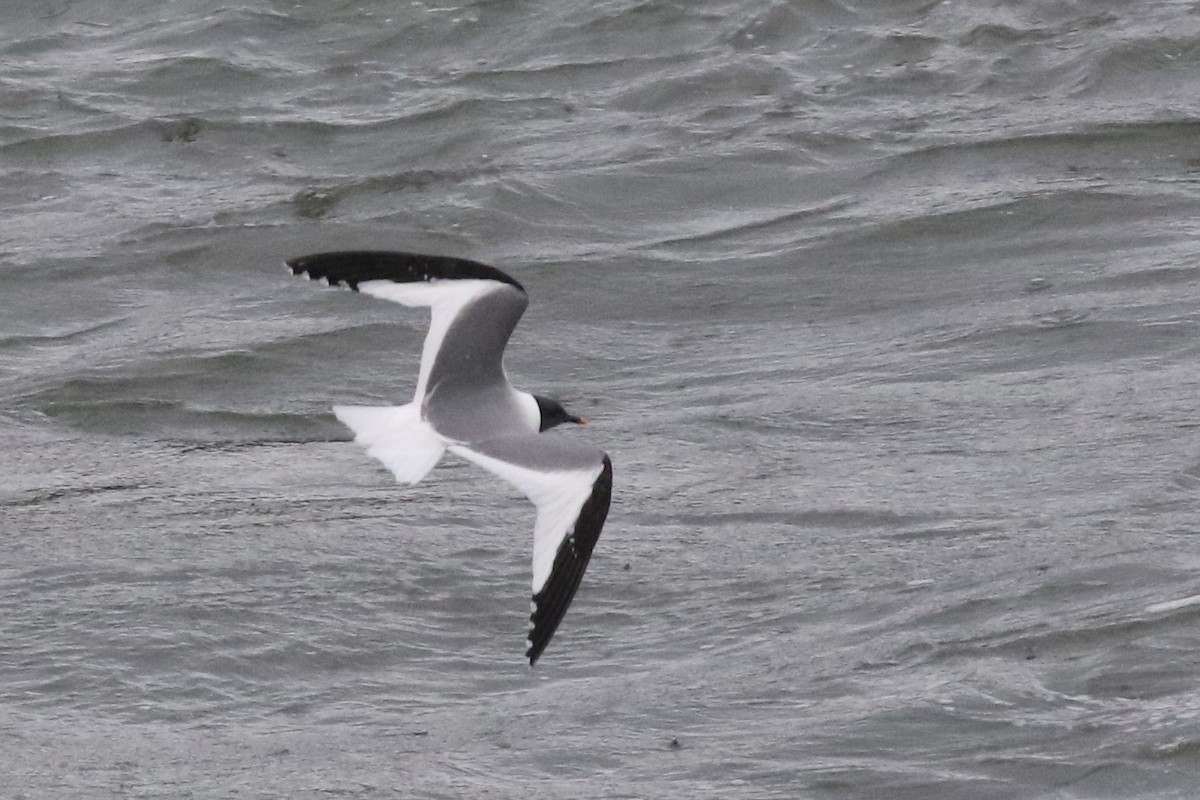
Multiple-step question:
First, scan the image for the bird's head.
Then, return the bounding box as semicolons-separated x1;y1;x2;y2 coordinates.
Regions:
534;395;588;432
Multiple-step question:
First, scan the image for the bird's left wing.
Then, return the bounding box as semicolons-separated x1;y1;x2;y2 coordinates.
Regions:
449;436;613;665
287;250;527;401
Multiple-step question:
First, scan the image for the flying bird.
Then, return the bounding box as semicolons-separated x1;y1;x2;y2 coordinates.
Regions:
287;250;612;665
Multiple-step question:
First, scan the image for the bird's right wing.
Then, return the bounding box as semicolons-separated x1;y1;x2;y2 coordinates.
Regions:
449;436;613;665
287;251;528;400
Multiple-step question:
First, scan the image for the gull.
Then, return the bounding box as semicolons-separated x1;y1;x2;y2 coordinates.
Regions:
288;250;612;665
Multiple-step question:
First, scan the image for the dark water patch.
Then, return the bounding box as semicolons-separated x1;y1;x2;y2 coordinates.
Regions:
287;166;499;220
636;507;928;530
0;252;124;285
1076;263;1200;293
880;119;1200;191
112;5;321;54
290;187;337;219
706;409;857;439
0;167;73;207
0;119;164;159
639;196;857;255
958;22;1057;50
908;317;1200;376
724;0;855;53
1074;34;1200;98
1;29;82;60
452;50;694;106
487;158;861;267
155;116;205;143
842;190;1181;262
0;481;148;509
170;437;339;454
572;0;726;43
115;54;287;104
1172;458;1200;491
34;396;340;443
611;55;795;116
16;318;423;425
1071;656;1200;702
887;524;1007;542
793;188;1195;328
0;316;131;350
0;111;285;205
826;119;1200;265
885;561;1200;682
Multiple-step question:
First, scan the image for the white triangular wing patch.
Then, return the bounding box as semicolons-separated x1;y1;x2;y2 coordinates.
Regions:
357;278;499;401
448;443;603;593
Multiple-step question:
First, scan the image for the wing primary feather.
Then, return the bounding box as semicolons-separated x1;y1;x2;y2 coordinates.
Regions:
527;455;613;665
286;251;525;293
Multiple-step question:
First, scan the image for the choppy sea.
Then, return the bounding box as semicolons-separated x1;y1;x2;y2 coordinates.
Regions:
5;1;1200;797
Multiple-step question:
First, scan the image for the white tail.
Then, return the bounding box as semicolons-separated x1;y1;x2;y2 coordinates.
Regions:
333;403;446;485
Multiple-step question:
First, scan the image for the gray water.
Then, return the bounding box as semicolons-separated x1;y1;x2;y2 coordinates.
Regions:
5;1;1200;797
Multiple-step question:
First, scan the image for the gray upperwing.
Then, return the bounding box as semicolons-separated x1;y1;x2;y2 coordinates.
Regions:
426;283;528;393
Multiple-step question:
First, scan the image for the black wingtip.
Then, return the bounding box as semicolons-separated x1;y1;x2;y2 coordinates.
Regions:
286;253;364;291
525;455;613;665
285;250;524;294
